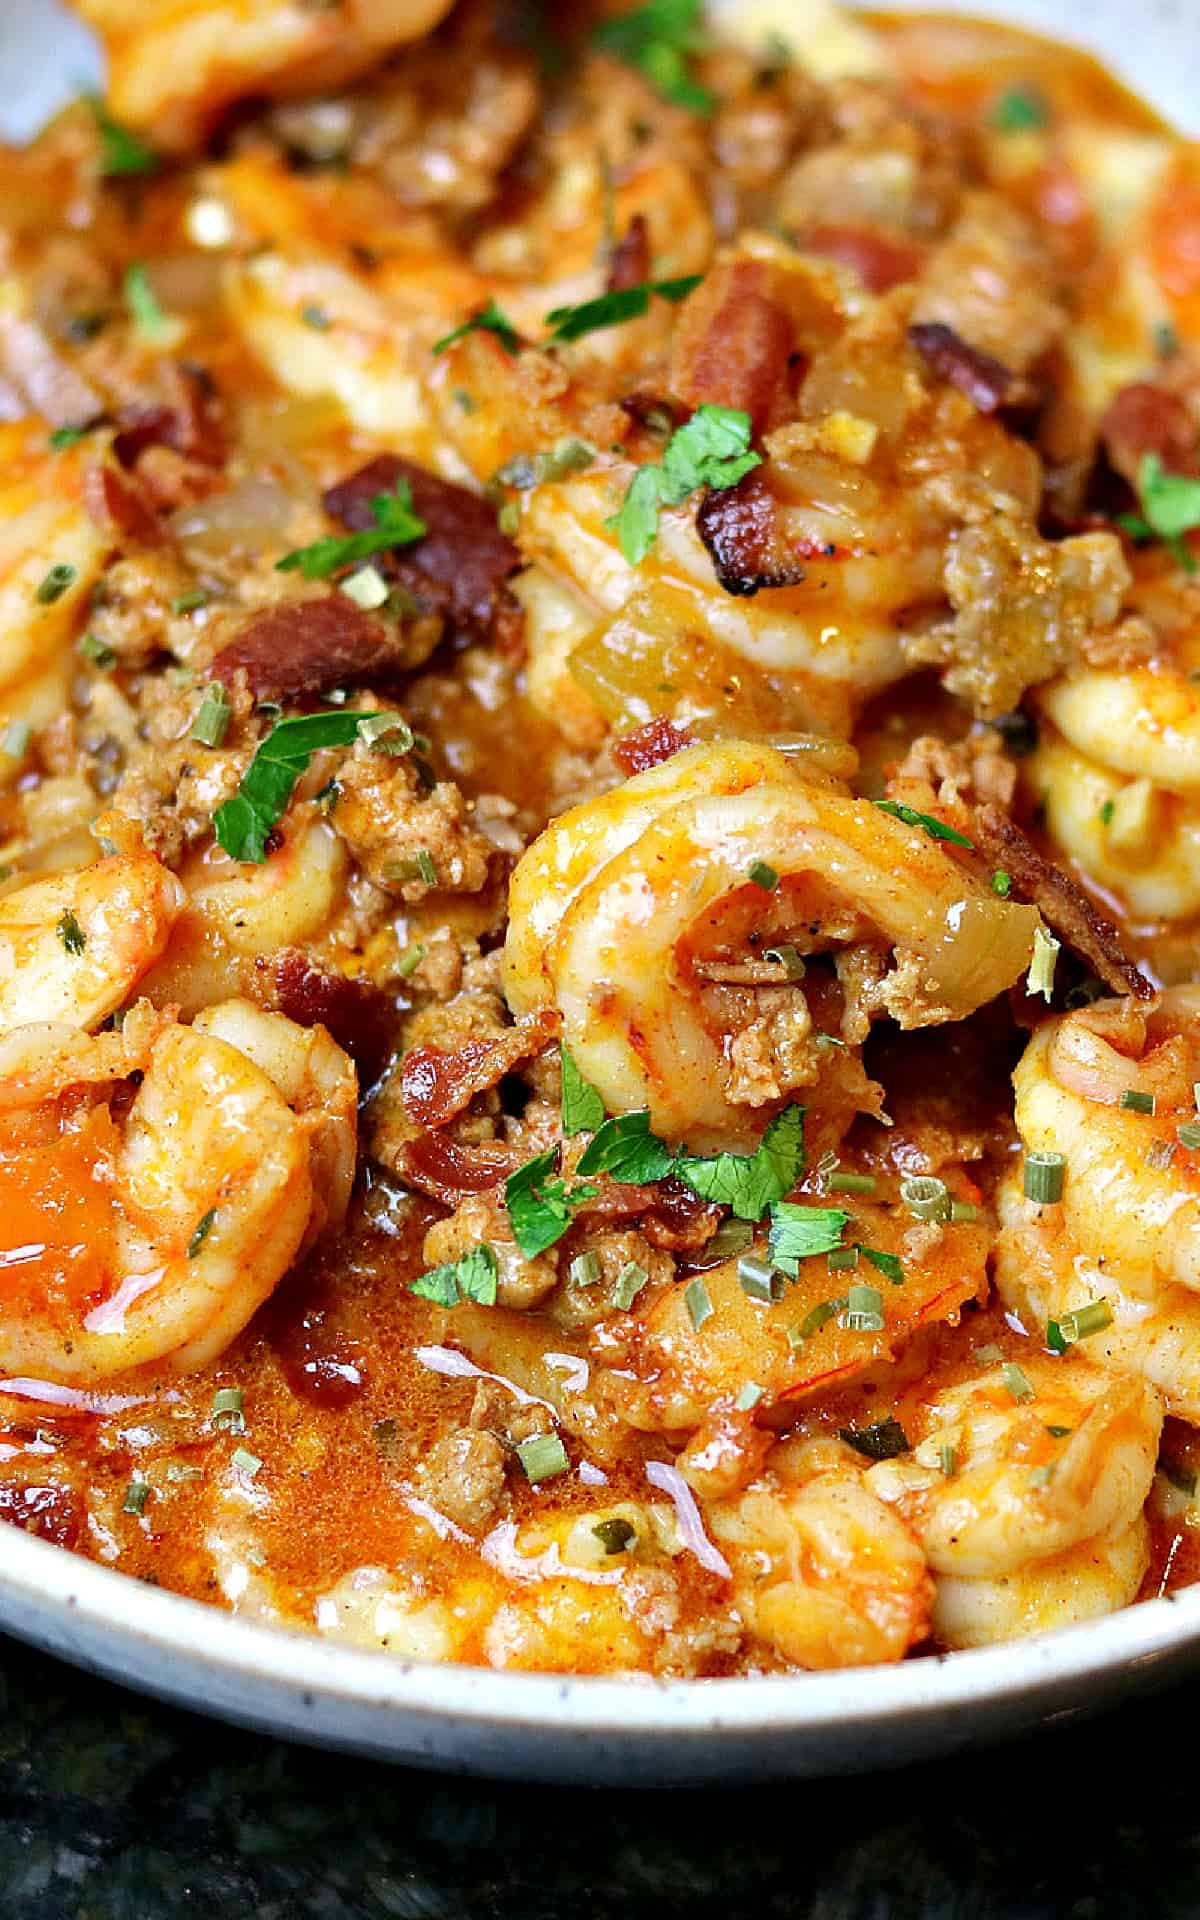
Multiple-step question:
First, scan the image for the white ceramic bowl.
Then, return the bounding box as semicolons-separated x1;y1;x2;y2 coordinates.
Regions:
1;0;1197;1783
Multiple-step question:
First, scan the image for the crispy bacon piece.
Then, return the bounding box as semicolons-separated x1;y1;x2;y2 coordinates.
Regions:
909;322;1014;414
580;1175;723;1250
401;1009;560;1128
612;717;697;776
608;213;651;293
800;224;924;294
398;1132;520;1201
669;262;795;432
249;950;397;1086
696;470;806;597
210;595;403;702
83;460;162;544
323;454;520;639
112;365;226;469
972;804;1154;1000
1100;380;1200;488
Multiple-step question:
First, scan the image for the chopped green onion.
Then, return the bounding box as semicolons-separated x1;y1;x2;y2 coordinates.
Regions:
187;1208;216;1258
2;720;30;758
839;1418;910;1461
357;712;416;755
395;942;426;979
172;590;209;615
1002;1361;1035;1403
517;1432;570;1484
950;1200;979;1223
826;1170;876;1195
211;1386;246;1434
302;303;332;330
939;1443;957;1478
560;1043;606;1136
55;910;86;956
191;682;231;747
592;1516;636;1553
840;1282;885;1332
1027;926;1060;1001
900;1175;951;1223
873;800;974;849
991;869;1012;898
166;1463;203;1485
613;1261;649;1309
122;1482;150;1516
763;944;805;978
684;1277;714;1330
827;1244;860;1272
990;85;1049;131
702;1218;754;1262
87;95;158;177
737;1253;778;1302
1178;1121;1200;1151
35;563;76;605
49;425;88;450
1120;1088;1156;1115
611;404;760;563
123;261;169;338
569;1250;601;1288
797;1297;843;1340
747;859;778;892
1024;1150;1065;1204
231;1447;262;1478
433;298;520;357
734;1382;763;1411
411;1243;498;1307
1048;1299;1113;1348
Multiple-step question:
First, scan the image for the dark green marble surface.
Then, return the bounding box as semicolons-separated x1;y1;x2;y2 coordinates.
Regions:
1;1635;1196;1918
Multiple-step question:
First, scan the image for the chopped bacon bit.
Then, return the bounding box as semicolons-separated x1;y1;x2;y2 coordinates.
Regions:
909;322;1014;414
800;224;924;294
576;1174;723;1248
972;804;1154;1000
113;365;226;469
608;213;651;294
612;718;697;776
0;1480;82;1548
399;1132;521;1201
323;454;520;640
401;1008;560;1128
696;469;806;597
1100;381;1200;489
669;262;795;432
249;950;397;1087
82;460;162;544
210;595;403;702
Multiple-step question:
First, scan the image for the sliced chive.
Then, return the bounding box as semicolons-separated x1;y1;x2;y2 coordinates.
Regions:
55;910;86;955
900;1174;951;1223
991;869;1012;898
302;302;332;330
395;942;426;979
166;1463;203;1484
1099;799;1115;827
763;944;804;978
737;1253;777;1302
49;424;88;449
612;1261;648;1309
191;682;231;747
950;1200;979;1223
231;1447;262;1478
78;631;116;668
569;1250;601;1287
1027;926;1060;1002
517;1432;569;1484
592;1516;636;1554
798;1297;843;1340
747;859;779;891
1120;1088;1156;1115
1051;1299;1113;1345
416;848;438;885
187;1208;216;1258
734;1382;763;1410
827;1243;860;1273
172;590;209;614
2;720;31;758
685;1277;714;1330
1178;1121;1200;1150
703;1217;754;1262
826;1170;876;1195
122;1482;150;1515
1024;1151;1065;1204
939;1442;957;1478
35;562;76;605
840;1282;885;1332
1002;1361;1035;1403
211;1386;246;1434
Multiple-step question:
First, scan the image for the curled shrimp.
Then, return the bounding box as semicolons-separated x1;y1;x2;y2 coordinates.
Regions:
0;848;184;1034
708;1437;934;1670
77;0;456;149
0;999;355;1383
867;1358;1161;1647
996;988;1200;1420
503;738;1040;1143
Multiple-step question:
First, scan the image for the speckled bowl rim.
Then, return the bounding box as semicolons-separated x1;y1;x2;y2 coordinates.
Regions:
3;0;1200;1779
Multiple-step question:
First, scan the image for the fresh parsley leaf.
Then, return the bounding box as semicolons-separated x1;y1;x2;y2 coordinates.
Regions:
766;1201;850;1276
860;1245;904;1285
873;799;974;849
433;298;520;357
989;86;1049;132
505;1149;597;1257
1128;453;1200;573
410;1242;499;1307
594;0;714;113
574;1109;676;1184
55;909;87;956
123;262;169;339
561;1045;606;1136
276;483;426;579
214;710;379;863
613;403;761;563
675;1103;805;1221
838;1417;910;1461
544;274;702;343
87;94;158;177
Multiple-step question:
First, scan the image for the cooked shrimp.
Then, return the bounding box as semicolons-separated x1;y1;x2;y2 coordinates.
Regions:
930;1519;1150;1651
76;0;456;150
504;738;1040;1143
0;440;109;748
0;1001;355;1383
708;1437;934;1669
0;849;183;1034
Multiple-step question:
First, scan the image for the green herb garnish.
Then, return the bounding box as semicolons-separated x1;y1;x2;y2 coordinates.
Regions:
613;403;760;564
55;910;86;955
123;261;169;339
433;298;520;357
766;1201;851;1275
575;1108;675;1184
35;563;77;605
990;86;1050;132
1116;453;1200;573
187;1208;216;1258
838;1418;910;1461
518;1432;570;1483
87;94;158;177
192;682;232;748
213;709;375;862
675;1103;805;1222
544;274;702;343
561;1044;606;1136
276;483;426;580
505;1151;597;1258
873;800;974;849
410;1242;500;1308
594;0;714;112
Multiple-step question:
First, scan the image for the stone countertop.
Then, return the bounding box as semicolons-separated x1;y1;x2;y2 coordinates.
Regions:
1;1635;1193;1919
